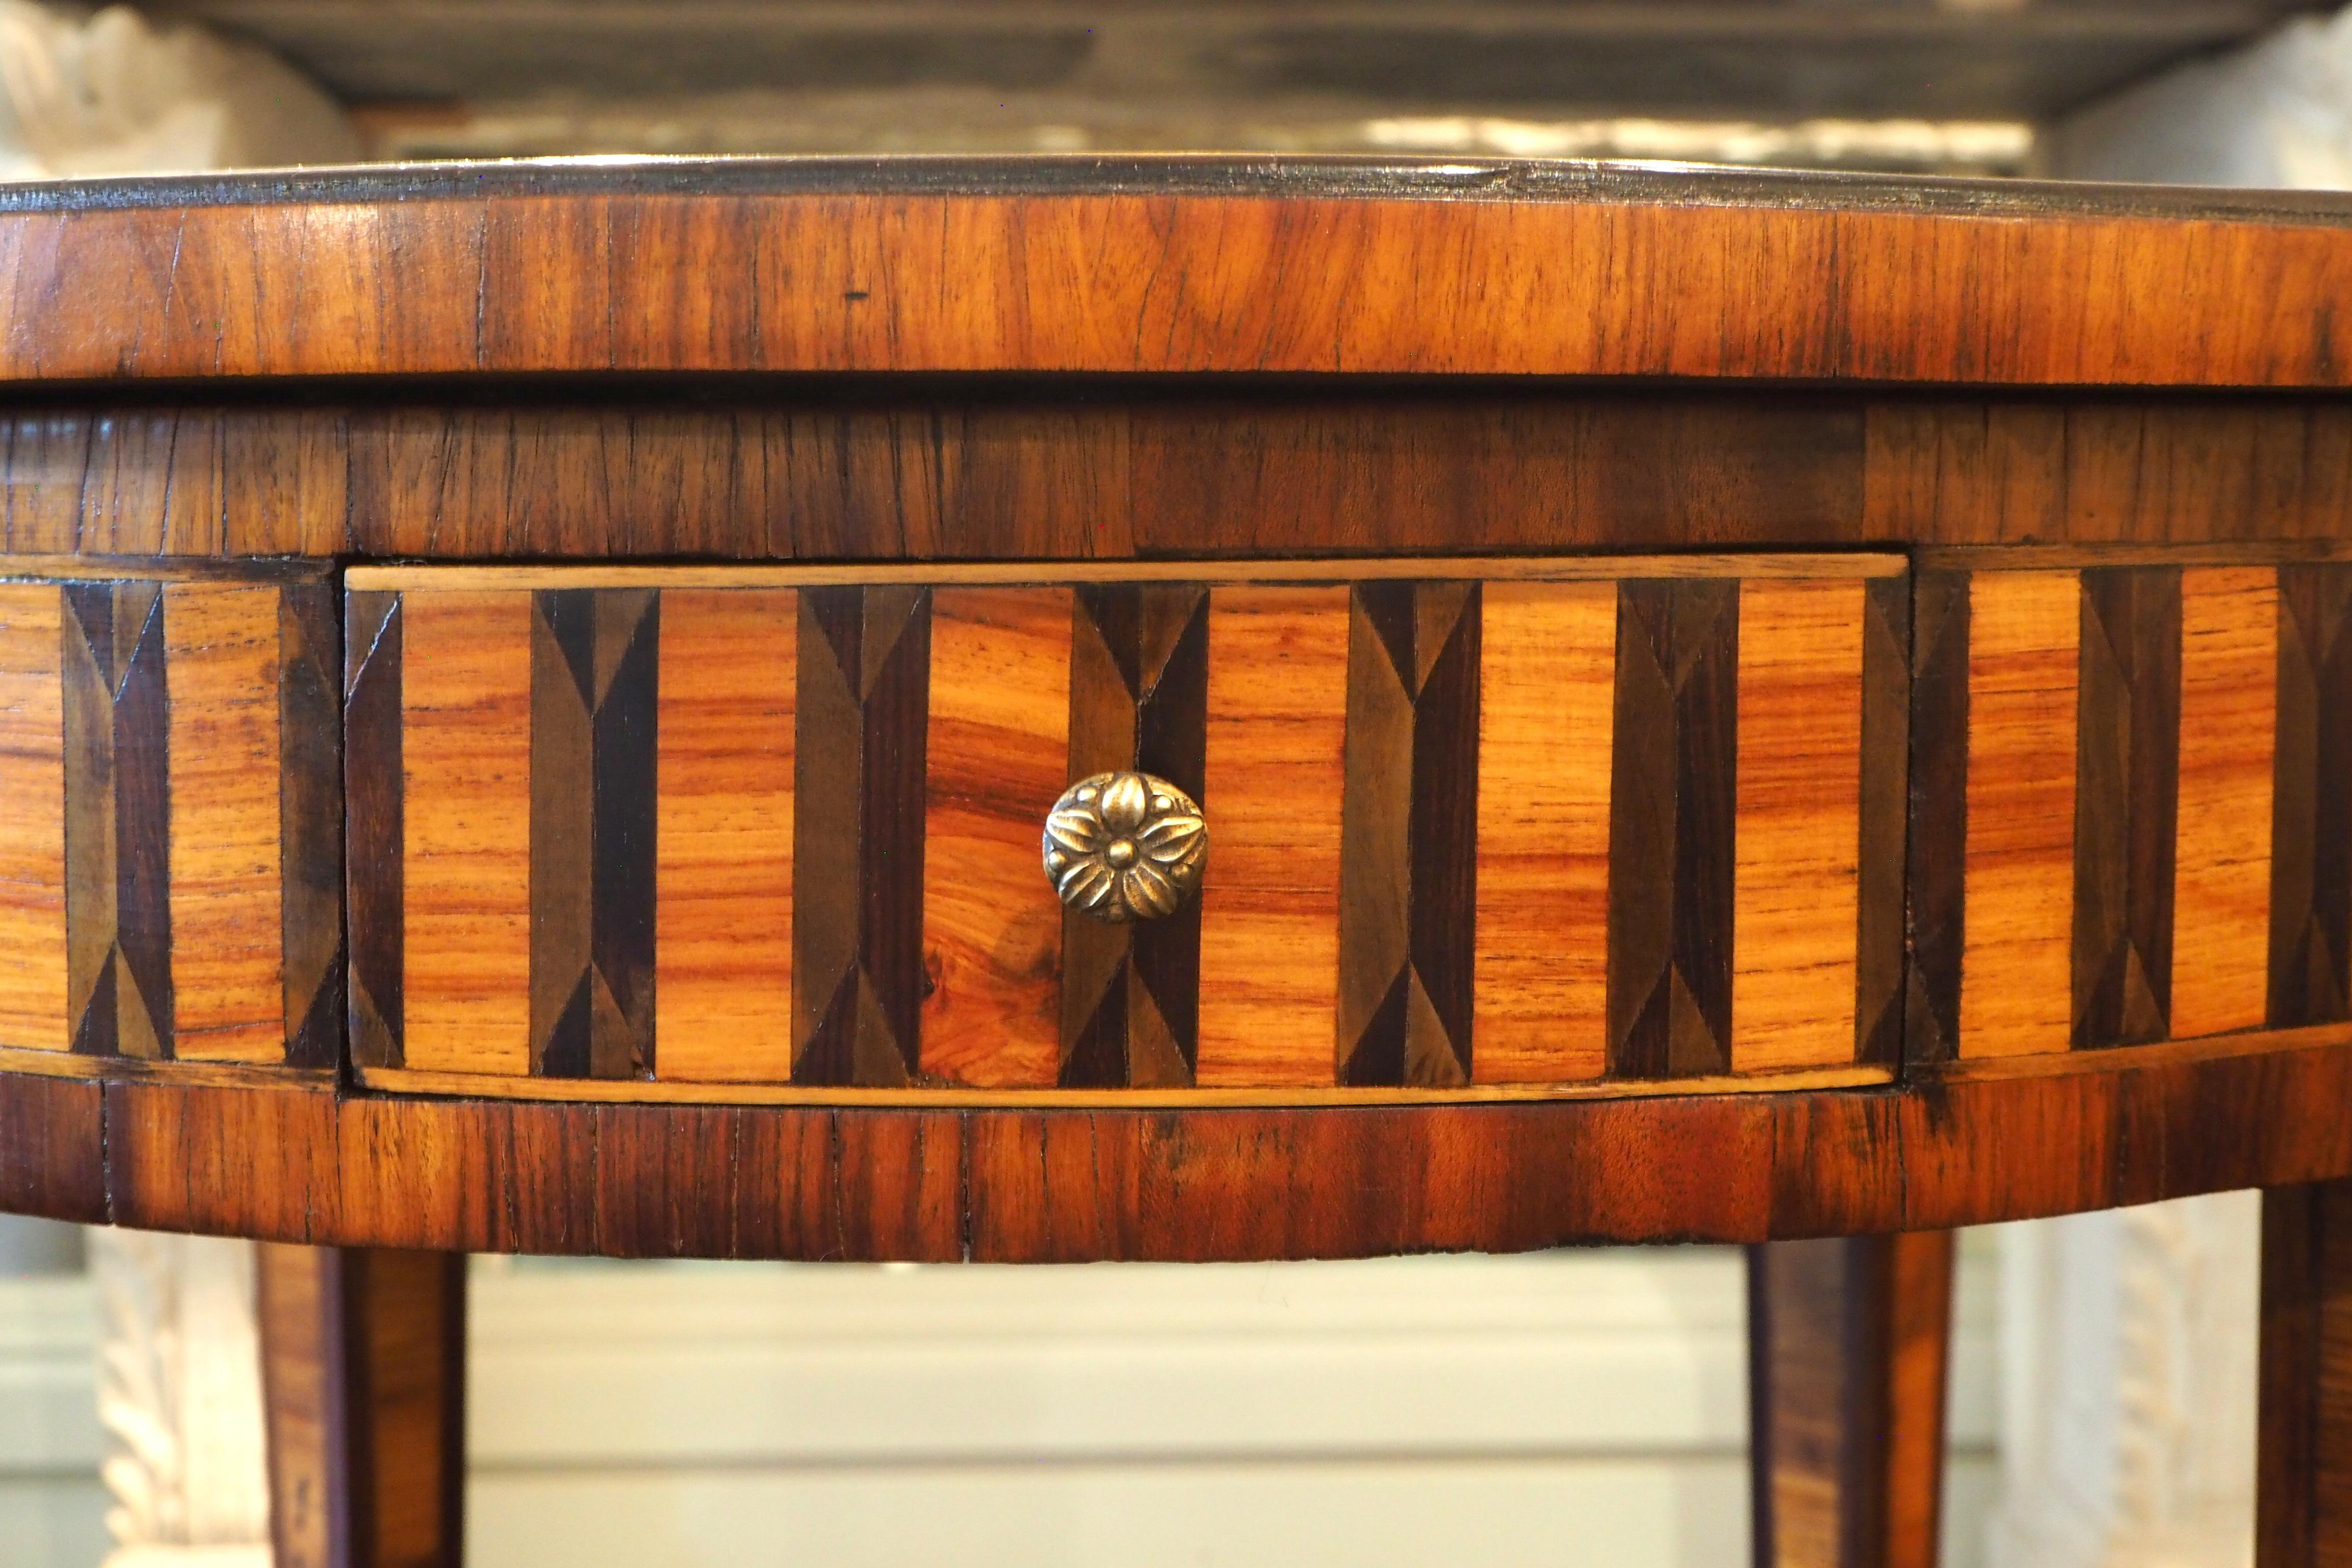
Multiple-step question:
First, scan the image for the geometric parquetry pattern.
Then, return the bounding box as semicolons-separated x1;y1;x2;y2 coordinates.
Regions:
1337;580;1480;1088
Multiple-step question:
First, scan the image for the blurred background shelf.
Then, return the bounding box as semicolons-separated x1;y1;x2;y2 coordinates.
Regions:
137;0;2336;167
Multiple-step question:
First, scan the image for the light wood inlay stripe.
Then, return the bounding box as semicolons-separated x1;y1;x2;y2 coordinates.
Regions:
1197;585;1349;1088
2173;566;2277;1041
402;591;532;1076
921;586;1069;1089
164;583;284;1064
0;584;64;1051
1961;571;2080;1059
654;590;797;1084
1733;579;1863;1074
1473;580;1613;1085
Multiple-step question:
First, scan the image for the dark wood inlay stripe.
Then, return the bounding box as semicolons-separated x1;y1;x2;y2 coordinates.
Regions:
793;586;931;1088
1338;581;1480;1088
2270;564;2352;1028
1855;576;1910;1068
1607;578;1737;1079
342;591;403;1070
1060;584;1208;1089
278;583;342;1071
1903;571;1970;1068
530;589;659;1081
2073;567;2183;1048
63;583;173;1060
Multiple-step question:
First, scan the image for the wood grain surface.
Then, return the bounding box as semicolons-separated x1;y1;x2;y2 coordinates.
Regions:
0;583;64;1052
0;1014;2341;1255
653;591;795;1085
920;587;1069;1089
163;583;285;1065
2173;568;2278;1042
2259;1179;2352;1568
400;592;532;1076
1473;581;1614;1085
11;171;2352;386
1960;571;2080;1059
1609;578;1738;1078
258;1245;469;1568
14;397;2352;564
1194;586;1349;1089
1733;580;1864;1076
1748;1230;1954;1568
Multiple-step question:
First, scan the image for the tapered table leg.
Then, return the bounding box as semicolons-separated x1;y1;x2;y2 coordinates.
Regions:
257;1246;469;1568
2258;1180;2352;1566
1749;1231;1955;1568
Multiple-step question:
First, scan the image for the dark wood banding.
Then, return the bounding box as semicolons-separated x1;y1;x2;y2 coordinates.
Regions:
1608;579;1738;1077
792;586;931;1088
1060;584;1209;1089
342;593;403;1071
1904;571;1970;1068
2271;565;2352;1030
2072;567;2184;1049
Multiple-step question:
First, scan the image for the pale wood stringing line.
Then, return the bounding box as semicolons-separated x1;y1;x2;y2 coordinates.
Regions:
347;554;1908;594
653;590;796;1084
1472;581;1615;1084
0;1042;333;1089
402;591;533;1076
2171;567;2277;1042
353;1061;1896;1109
1929;1018;2352;1085
919;586;1069;1089
1961;571;2081;1059
1196;585;1351;1087
0;584;64;1051
163;583;285;1064
1732;579;1864;1074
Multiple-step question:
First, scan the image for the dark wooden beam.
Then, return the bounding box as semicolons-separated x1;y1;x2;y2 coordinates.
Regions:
1750;1231;1955;1568
2259;1181;2352;1566
257;1246;469;1568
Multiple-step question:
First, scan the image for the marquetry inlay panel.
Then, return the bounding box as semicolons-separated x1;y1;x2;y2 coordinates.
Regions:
1908;555;2327;1066
344;557;1906;1104
0;568;341;1082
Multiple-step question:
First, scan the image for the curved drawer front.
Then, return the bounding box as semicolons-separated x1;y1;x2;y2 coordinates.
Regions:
0;565;340;1083
345;556;1907;1104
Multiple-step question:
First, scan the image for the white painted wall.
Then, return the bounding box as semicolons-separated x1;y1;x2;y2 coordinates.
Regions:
0;1240;2003;1568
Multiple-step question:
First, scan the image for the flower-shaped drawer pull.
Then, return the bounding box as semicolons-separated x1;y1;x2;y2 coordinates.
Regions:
1042;771;1208;922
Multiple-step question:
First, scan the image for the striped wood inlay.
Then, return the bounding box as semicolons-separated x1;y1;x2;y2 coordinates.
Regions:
63;582;173;1060
654;590;796;1084
1061;584;1208;1089
0;585;64;1051
402;591;533;1076
2173;567;2277;1041
1473;580;1614;1085
1960;571;2080;1059
2270;564;2352;1028
1196;585;1350;1088
164;583;285;1064
1607;579;1738;1078
921;586;1070;1088
1732;579;1863;1074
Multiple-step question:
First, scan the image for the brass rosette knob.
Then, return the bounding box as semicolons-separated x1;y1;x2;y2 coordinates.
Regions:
1042;771;1208;922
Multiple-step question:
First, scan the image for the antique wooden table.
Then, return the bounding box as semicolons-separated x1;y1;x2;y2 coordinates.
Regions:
3;157;2351;1566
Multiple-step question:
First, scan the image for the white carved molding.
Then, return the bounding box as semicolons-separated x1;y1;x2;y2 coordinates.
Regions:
89;1230;271;1568
0;0;355;178
1986;1190;2259;1568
